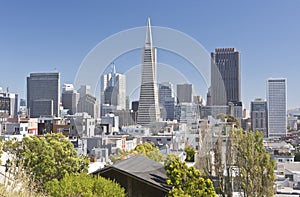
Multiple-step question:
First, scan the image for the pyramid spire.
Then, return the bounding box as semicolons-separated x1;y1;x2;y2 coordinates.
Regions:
137;17;160;126
145;17;152;46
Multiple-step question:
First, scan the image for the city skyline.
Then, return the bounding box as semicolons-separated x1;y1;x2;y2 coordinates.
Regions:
1;1;300;109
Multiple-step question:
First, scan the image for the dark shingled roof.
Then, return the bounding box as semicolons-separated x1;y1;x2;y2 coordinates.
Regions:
93;154;171;192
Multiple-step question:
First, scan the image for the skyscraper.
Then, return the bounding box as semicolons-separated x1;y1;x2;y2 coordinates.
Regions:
211;48;241;105
77;85;99;118
137;18;160;126
251;98;268;137
62;84;79;115
267;78;287;137
177;84;193;103
159;82;173;105
159;82;175;121
100;63;126;115
27;72;60;118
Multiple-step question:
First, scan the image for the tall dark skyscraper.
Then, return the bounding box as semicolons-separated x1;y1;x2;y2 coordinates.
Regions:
27;72;60;118
137;18;160;126
211;48;241;105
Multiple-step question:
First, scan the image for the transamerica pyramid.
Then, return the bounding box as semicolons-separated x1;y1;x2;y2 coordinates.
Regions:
137;18;160;126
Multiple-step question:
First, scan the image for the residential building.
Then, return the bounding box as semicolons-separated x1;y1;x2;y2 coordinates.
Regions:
92;155;171;197
68;112;96;137
175;103;199;125
0;89;18;118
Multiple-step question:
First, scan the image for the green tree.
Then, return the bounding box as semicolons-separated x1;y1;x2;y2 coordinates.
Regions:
164;154;217;197
185;145;195;162
294;152;300;161
110;142;165;163
3;133;89;191
46;173;125;197
232;130;275;197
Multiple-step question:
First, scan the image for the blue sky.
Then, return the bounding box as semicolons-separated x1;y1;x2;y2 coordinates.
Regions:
0;1;300;109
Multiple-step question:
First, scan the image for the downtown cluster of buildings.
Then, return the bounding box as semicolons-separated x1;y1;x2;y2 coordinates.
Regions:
0;18;293;153
0;18;299;194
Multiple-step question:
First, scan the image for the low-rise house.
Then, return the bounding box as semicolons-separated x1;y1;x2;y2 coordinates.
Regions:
276;162;300;194
92;155;171;197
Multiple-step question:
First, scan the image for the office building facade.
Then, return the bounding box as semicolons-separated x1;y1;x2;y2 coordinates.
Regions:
159;82;175;120
211;48;241;105
27;72;60;118
137;18;160;126
62;84;79;115
251;98;268;137
77;85;99;118
101;64;126;115
177;84;193;103
267;78;287;137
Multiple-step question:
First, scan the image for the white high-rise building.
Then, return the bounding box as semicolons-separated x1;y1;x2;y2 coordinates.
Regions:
267;78;287;137
77;85;99;118
62;84;74;92
62;84;79;115
137;18;160;126
100;63;126;115
0;88;18;118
